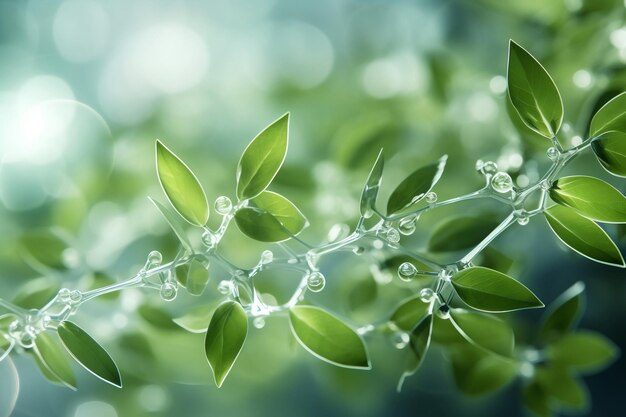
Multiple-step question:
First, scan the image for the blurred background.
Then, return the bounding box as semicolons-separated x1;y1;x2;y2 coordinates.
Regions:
0;0;625;416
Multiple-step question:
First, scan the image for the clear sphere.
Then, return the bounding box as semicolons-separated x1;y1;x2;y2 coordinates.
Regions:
58;288;71;302
517;215;530;226
419;288;435;303
475;159;484;172
391;331;410;349
399;214;418;235
307;272;326;292
260;250;274;264
201;230;216;247
18;331;35;349
160;283;177;301
546;147;559;161
214;196;233;215
491;172;513;193
69;290;82;303
425;192;438;204
147;250;163;267
253;317;266;329
481;161;498;175
386;228;401;244
217;280;232;295
398;262;417;282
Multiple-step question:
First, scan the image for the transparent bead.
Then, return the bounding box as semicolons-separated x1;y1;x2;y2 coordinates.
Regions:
391;331;410;349
8;321;21;338
58;288;71;303
307;272;326;293
385;228;400;244
201;230;216;247
260;250;273;264
217;280;232;295
491;172;513;193
69;290;82;303
481;161;498;175
475;159;484;172
419;288;435;303
540;179;551;191
147;250;162;267
19;331;35;349
517;215;529;226
399;214;418;235
546;147;559;161
214;196;233;215
253;317;266;329
160;283;177;301
398;262;417;282
437;305;450;320
425;192;438;204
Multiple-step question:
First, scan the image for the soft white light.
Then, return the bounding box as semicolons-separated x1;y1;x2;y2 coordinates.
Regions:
362;52;428;99
138;385;169;412
516;174;530;188
571;135;583;146
53;0;110;62
75;401;117;417
572;70;592;89
467;93;498;122
610;27;626;50
489;75;507;95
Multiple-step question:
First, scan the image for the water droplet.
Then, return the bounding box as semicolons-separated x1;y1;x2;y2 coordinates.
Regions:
397;262;417;282
352;246;365;255
201;230;216;247
546;147;559;161
306;251;320;269
160;283;177;301
386;228;401;244
425;192;438;204
517;215;529;226
437;305;450;320
8;321;20;338
19;331;34;349
58;288;71;303
439;267;454;281
260;250;273;264
69;290;82;303
419;288;435;303
147;250;162;267
475;159;485;172
540;180;551;191
399;214;418;235
214;196;232;215
307;272;326;292
217;280;232;295
391;331;410;349
481;161;498;175
491;172;513;193
253;317;266;329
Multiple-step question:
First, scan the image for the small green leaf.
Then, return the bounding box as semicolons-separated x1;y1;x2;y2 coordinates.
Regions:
359;149;384;218
387;155;447;215
235;191;307;242
507;40;563;138
591;131;626;177
204;301;248;387
427;216;501;252
450;345;519;396
57;321;122;388
431;314;466;345
173;304;216;333
523;381;552;417
549;176;626;223
138;305;179;330
347;277;378;311
289;305;370;369
589;92;626;137
451;267;543;312
449;309;514;357
397;314;433;391
544;205;625;267
156;140;209;226
236;113;289;200
185;259;210;296
33;332;76;390
547;331;618;372
535;367;588;411
538;281;585;344
389;296;430;332
149;197;193;252
12;278;60;309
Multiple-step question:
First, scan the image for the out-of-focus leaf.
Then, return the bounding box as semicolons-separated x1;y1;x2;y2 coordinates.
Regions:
19;229;71;271
389;296;430;332
480;247;515;274
538;281;585;344
12;278;60;309
544;205;624;267
431;315;466;345
149;197;193;252
33;332;76;390
507;40;563;138
347;276;378;311
427;216;500;252
359;149;384;218
235;191;307;242
173;304;216;333
397;315;433;391
449;309;514;357
535;367;589;411
58;321;122;388
450;344;519;396
289;305;370;369
591;131;626;177
549;176;626;223
204;301;248;387
547;331;618;372
451;267;543;312
156;140;209;226
387;155;447;215
236;113;289;200
138;305;179;331
523;381;552;417
589;92;626;137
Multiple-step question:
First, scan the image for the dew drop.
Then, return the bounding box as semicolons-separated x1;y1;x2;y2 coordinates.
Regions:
546;147;559;161
19;331;34;349
214;196;233;215
386;228;401;244
58;288;71;303
307;272;326;292
397;262;417;282
399;214;418;235
491;172;513;193
201;230;216;248
425;192;438;204
391;331;410;349
147;250;162;267
159;283;177;301
437;305;450;320
517;215;529;226
481;161;498;175
419;288;435;303
217;280;232;295
7;321;20;339
475;159;485;172
260;250;273;264
253;317;266;329
69;290;82;303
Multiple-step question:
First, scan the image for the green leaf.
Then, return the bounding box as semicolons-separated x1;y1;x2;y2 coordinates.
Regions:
389;296;430;331
12;278;60;309
185;259;210;296
204;301;248;387
347;277;378;311
547;331;618;372
427;216;500;252
535;367;589;411
431;314;466;345
57;321;122;388
235;191;307;242
538;281;585;344
589;92;626;137
33;332;76;390
451;267;543;312
449;309;514;357
173;304;216;333
544;205;625;267
591;131;626;177
450;345;519;396
149;197;193;252
20;229;71;271
397;314;433;391
386;155;447;215
549;176;626;223
138;305;179;330
507;40;563;138
359;149;384;218
523;381;552;417
156;140;209;226
236;113;289;200
289;305;370;369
